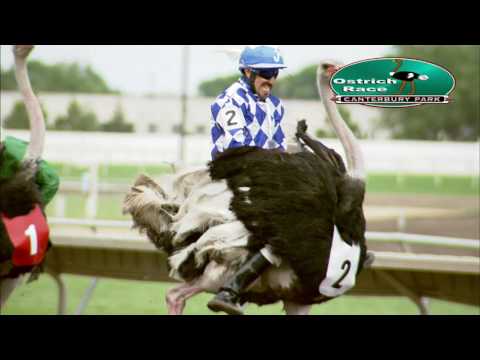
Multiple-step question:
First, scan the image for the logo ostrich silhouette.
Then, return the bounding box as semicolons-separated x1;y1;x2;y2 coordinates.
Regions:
389;59;429;95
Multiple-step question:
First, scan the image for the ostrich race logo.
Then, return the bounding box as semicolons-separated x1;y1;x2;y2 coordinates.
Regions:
330;58;455;108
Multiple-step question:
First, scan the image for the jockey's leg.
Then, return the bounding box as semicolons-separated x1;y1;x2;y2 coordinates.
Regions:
207;246;280;315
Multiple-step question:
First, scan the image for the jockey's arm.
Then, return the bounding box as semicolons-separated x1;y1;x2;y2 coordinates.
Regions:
210;102;247;160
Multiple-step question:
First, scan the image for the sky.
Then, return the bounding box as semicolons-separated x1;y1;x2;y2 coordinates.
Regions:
0;45;392;96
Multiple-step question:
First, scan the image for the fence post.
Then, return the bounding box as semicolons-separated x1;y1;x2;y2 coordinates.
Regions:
85;163;99;220
55;194;66;218
397;209;407;232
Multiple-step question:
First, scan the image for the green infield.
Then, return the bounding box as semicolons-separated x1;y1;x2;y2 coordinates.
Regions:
50;162;479;195
3;275;479;315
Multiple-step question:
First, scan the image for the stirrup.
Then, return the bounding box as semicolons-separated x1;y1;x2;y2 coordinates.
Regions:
207;290;244;315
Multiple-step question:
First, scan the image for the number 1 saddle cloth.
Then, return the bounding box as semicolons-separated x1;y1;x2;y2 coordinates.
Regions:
1;204;50;271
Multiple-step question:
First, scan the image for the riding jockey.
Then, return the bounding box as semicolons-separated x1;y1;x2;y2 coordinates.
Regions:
207;45;288;315
210;45;287;160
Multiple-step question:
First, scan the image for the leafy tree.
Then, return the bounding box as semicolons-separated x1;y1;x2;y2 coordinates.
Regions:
194;124;207;134
198;66;319;99
1;60;117;94
198;74;239;97
53;100;99;131
275;65;318;99
101;105;134;133
379;45;479;141
148;123;158;133
4;100;49;129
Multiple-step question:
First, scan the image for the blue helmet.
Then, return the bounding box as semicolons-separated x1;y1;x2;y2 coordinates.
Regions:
239;45;287;70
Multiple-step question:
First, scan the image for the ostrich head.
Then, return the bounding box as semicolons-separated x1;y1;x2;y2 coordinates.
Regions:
13;44;34;59
317;60;343;96
316;60;366;181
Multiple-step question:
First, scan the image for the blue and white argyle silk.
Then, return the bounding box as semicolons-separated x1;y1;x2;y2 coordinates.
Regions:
210;76;286;159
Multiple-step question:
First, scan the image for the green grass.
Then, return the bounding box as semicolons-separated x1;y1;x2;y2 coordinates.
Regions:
50;162;479;196
48;194;126;220
366;173;479;196
50;163;172;183
45;170;478;220
3;275;478;315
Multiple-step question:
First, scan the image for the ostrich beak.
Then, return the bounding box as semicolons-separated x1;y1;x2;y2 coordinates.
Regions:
326;65;339;77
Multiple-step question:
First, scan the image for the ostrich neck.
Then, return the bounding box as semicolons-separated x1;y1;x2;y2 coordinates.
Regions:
318;76;365;180
14;56;45;160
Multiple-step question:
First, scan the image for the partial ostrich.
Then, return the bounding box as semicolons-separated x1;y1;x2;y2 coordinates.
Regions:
0;45;55;309
123;61;371;315
390;59;429;95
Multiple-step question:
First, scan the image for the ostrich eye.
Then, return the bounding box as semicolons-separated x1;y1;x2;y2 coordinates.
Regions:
322;64;330;70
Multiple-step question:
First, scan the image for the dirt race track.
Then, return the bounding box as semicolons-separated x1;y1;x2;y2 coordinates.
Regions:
365;193;479;257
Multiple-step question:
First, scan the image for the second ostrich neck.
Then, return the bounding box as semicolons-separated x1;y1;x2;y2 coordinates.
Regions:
14;55;45;160
318;76;365;180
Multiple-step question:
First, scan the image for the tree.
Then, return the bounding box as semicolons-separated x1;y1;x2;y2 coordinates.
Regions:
379;45;479;141
195;124;207;134
197;66;319;99
101;105;134;133
53;100;99;131
274;65;318;99
4;100;48;129
1;60;117;94
198;74;239;97
148;123;158;133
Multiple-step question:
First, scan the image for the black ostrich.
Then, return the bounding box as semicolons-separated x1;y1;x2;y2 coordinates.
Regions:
123;61;373;315
0;45;57;309
389;59;429;95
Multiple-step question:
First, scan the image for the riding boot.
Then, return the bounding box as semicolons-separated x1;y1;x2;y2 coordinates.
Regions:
207;252;271;315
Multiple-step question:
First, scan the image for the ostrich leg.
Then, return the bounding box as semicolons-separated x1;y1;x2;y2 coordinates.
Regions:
408;81;416;96
0;276;25;312
283;301;311;315
166;283;204;315
396;81;407;95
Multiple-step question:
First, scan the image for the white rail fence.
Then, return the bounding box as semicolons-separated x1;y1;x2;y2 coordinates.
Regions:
42;222;480;315
6;130;480;175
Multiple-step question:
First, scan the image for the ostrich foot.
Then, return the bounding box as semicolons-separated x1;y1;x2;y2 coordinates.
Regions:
166;283;203;315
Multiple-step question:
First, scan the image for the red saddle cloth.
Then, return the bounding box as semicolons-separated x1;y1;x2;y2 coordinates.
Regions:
1;205;49;267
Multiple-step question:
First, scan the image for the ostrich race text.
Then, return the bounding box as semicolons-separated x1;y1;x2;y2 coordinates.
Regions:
333;78;397;92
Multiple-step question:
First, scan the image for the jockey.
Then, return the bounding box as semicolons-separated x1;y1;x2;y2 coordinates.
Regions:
207;45;288;315
210;45;288;160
